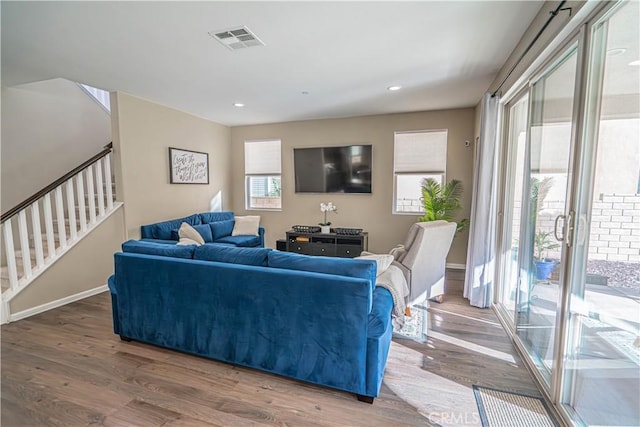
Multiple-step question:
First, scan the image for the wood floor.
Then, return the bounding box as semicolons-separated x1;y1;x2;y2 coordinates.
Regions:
1;270;540;427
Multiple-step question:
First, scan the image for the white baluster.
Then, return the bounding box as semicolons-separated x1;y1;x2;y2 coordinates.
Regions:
86;167;96;225
43;193;56;258
30;202;45;268
76;173;87;232
54;187;67;249
95;160;105;217
66;179;77;241
17;211;32;279
104;153;114;210
2;220;19;292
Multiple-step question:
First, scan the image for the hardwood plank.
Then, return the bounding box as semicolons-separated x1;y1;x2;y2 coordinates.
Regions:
103;398;181;426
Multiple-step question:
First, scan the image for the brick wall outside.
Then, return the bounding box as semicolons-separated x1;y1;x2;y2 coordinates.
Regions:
395;198;423;213
250;196;281;210
585;194;640;262
536;194;640;262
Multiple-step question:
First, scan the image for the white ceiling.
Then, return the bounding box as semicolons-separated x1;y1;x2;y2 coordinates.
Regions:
1;1;543;127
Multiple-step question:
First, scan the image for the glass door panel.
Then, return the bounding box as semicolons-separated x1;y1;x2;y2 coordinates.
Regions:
499;94;529;318
515;46;578;384
562;2;640;425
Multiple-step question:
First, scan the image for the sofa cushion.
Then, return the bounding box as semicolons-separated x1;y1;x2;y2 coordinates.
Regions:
232;215;260;236
140;214;202;240
210;220;235;240
215;235;261;247
267;251;377;285
139;238;177;245
199;211;234;223
193;245;271;266
177;237;202;246
121;240;195;259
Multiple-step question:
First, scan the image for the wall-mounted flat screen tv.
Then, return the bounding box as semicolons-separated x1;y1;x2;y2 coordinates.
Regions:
294;145;372;193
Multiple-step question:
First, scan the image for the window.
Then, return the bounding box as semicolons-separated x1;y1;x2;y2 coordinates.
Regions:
244;139;282;210
77;83;110;112
393;130;447;214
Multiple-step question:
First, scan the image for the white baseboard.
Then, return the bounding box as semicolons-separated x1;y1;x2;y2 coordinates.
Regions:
446;263;466;270
7;284;108;323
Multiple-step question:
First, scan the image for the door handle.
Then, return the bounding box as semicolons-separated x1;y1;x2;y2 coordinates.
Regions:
554;215;566;241
554;212;575;247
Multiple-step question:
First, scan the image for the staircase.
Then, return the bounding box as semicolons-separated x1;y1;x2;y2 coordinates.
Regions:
1;143;122;323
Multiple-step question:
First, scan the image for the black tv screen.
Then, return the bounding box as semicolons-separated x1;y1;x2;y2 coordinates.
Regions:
294;145;372;193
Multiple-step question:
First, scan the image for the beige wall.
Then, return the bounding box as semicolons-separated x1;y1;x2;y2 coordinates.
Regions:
230;109;475;265
111;92;231;239
10;207;125;314
1;78;111;211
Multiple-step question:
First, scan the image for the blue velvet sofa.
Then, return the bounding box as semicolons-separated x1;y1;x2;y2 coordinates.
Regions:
108;242;394;402
139;211;265;247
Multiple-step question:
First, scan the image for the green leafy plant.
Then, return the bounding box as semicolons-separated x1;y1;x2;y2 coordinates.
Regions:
269;177;281;197
530;177;554;223
534;231;560;261
530;177;559;261
418;178;468;232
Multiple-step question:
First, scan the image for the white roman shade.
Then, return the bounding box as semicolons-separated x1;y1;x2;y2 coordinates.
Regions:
245;139;282;175
394;131;447;174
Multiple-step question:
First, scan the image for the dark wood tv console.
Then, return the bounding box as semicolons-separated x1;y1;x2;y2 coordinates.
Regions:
285;230;368;258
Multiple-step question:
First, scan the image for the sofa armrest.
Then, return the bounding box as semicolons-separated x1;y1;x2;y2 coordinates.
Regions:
365;287;394;397
391;260;411;289
107;274;120;335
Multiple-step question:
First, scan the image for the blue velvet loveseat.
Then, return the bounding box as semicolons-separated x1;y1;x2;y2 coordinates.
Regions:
140;211;265;248
108;242;394;402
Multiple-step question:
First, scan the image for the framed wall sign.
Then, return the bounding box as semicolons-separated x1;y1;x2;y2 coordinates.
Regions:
169;147;209;184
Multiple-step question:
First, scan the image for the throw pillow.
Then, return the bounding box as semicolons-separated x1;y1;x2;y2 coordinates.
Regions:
357;252;394;276
210;220;235;240
178;222;205;245
171;224;213;242
232;215;260;236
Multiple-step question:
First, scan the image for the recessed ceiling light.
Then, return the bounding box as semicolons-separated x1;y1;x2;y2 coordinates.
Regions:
301;91;309;95
629;60;640;66
387;85;402;91
233;103;245;107
607;48;626;56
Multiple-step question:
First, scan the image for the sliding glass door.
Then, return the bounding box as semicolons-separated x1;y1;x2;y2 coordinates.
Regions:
515;45;579;384
495;2;639;425
560;2;640;425
498;93;529;320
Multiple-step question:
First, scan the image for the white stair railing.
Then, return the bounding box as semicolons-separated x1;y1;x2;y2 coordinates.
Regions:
1;143;119;319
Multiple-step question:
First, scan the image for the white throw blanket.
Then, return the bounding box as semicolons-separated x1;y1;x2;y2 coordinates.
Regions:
375;265;409;330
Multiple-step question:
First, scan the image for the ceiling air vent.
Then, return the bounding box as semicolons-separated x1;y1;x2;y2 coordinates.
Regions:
208;26;265;51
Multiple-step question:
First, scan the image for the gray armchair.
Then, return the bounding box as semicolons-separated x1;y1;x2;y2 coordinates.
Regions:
390;221;457;305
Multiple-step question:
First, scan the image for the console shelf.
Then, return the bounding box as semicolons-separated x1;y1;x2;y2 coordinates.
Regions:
285;230;368;258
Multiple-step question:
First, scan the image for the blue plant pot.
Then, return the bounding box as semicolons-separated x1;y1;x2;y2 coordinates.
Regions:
534;260;556;280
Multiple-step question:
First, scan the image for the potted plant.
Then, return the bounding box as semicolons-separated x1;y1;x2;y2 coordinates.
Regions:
419;178;468;232
319;202;337;233
530;177;559;281
533;231;560;280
